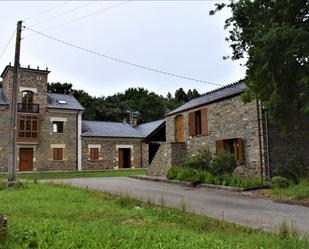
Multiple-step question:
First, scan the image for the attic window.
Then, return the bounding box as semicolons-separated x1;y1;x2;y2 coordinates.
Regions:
57;100;67;104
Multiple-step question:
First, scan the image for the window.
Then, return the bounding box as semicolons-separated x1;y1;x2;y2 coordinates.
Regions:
90;148;99;161
189;108;207;136
18;115;38;139
22;91;33;106
53;121;63;133
216;138;244;164
53;148;63;161
195;110;201;135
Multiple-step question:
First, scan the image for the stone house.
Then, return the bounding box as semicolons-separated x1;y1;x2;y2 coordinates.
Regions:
0;64;165;172
147;81;309;178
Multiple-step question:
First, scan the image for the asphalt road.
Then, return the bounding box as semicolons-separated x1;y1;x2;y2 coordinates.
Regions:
51;177;309;234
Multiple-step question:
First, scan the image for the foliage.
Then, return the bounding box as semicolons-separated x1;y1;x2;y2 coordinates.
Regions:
176;168;201;184
166;166;179;180
47;82;200;123
210;0;309;122
210;152;236;176
271;176;290;189
265;179;309;200
200;171;215;184
181;146;212;170
2;184;308;249
276;159;309;184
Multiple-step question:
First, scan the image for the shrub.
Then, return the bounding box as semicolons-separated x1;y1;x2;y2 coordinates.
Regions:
181;146;212;170
181;155;204;170
271;176;290;189
197;146;212;170
276;159;309;184
200;171;215;184
166;166;179;180
210;152;236;176
176;168;201;184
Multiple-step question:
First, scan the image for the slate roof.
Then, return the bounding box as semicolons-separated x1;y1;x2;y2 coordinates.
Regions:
82;119;165;138
135;119;165;137
47;93;85;111
166;81;247;116
0;88;8;105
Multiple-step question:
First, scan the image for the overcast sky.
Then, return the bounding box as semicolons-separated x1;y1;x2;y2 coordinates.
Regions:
0;1;246;97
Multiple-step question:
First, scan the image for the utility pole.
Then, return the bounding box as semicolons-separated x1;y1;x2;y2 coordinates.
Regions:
7;20;22;185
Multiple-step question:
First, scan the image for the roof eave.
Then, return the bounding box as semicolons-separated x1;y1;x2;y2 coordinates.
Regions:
165;91;244;117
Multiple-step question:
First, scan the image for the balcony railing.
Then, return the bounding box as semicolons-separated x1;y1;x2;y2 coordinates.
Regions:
18;103;40;113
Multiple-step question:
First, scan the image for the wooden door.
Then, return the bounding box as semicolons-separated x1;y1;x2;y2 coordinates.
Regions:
175;115;184;142
19;148;33;171
118;149;124;168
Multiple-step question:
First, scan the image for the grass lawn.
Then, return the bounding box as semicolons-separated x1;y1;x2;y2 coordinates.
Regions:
0;183;308;249
0;169;145;180
265;180;309;200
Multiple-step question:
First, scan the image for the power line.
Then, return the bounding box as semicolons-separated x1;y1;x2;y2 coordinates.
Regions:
24;27;223;87
23;1;73;21
27;1;98;28
0;30;16;61
23;1;131;40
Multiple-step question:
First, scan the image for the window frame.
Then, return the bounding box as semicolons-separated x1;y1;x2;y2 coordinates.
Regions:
194;110;202;135
89;148;100;161
52;121;64;134
53;148;63;161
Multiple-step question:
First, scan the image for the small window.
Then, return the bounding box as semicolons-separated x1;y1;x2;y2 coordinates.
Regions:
90;148;99;161
53;121;63;133
57;100;67;104
195;110;202;135
53;148;63;161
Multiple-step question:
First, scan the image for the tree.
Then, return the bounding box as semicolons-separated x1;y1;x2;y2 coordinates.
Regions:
211;0;309;122
175;88;188;104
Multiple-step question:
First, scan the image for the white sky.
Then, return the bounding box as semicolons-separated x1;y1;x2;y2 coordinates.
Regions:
0;1;246;97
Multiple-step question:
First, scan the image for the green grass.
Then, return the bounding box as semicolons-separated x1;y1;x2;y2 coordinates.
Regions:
0;183;308;249
265;180;309;200
0;169;145;180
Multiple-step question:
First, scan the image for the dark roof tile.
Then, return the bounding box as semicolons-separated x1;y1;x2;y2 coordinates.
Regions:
166;81;247;116
47;93;84;111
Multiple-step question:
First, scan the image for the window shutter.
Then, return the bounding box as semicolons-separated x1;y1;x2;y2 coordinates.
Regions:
189;112;195;136
236;138;244;164
216;140;224;154
201;108;208;135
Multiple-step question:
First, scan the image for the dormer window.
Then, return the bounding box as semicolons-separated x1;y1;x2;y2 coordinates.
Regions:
57;100;67;104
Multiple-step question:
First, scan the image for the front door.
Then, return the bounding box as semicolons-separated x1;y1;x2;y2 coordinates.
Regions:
19;148;33;171
175;115;184;142
118;148;131;168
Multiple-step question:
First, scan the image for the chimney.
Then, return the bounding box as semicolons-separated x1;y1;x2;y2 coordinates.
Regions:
130;117;138;128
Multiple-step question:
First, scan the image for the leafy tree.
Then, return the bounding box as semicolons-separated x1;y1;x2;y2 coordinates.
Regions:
175;88;188;104
47;82;73;94
210;0;309;122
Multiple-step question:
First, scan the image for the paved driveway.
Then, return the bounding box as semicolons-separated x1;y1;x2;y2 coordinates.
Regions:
51;177;309;234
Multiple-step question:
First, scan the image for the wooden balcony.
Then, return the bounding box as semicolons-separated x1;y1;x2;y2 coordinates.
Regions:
18;103;40;113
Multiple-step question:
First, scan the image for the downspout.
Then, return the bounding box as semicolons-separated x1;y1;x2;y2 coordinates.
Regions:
256;100;264;181
140;139;143;169
77;111;82;171
264;108;271;179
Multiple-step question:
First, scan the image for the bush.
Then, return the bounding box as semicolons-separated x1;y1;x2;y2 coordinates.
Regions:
210;152;236;176
276;159;309;184
271;176;290;189
181;155;204;170
200;171;215;184
181;146;212;170
176;168;201;184
166;166;179;180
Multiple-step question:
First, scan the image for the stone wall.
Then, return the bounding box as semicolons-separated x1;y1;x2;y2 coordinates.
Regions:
81;137;148;170
165;95;265;177
147;142;187;176
35;109;78;171
0;106;10;171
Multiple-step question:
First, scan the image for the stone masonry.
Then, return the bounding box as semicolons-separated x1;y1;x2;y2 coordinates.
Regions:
82;137;148;170
147;142;187;176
